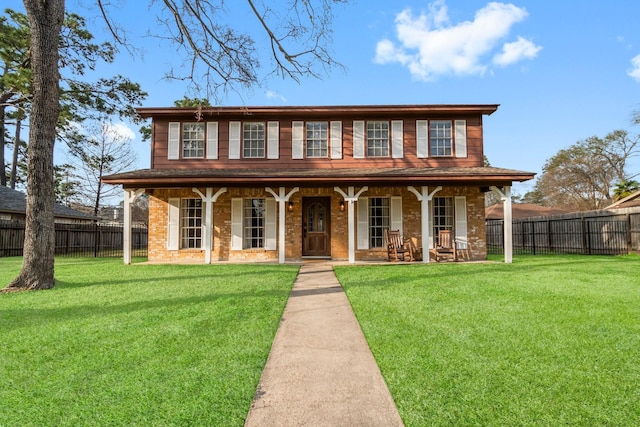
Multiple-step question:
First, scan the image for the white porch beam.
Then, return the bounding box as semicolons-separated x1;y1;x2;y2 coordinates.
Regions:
266;186;300;264
123;188;145;265
490;185;513;264
408;185;442;263
334;186;368;264
193;187;227;264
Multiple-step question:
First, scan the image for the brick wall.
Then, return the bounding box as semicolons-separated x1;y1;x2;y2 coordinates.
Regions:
146;185;486;263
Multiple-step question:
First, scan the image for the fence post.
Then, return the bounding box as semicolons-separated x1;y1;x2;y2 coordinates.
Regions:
627;214;632;254
531;221;536;255
94;223;100;257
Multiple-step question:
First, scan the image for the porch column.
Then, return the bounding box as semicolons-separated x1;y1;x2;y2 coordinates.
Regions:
193;187;227;264
408;185;442;263
123;188;145;265
266;187;300;264
490;186;513;264
334;186;368;264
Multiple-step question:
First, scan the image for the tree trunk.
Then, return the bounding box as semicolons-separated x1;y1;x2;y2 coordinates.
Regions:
10;117;21;189
6;0;65;291
0;105;6;187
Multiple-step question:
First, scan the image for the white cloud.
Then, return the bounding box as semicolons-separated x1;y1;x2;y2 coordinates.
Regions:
628;55;640;82
493;36;542;66
104;122;136;141
375;1;541;80
265;90;287;102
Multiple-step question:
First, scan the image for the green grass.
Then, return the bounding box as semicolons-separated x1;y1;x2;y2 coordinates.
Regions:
334;255;640;427
0;258;299;427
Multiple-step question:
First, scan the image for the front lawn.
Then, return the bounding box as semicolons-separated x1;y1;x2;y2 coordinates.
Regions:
335;255;640;426
0;258;299;427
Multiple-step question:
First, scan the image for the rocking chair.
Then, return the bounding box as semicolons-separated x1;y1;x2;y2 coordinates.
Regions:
434;229;457;262
385;229;409;261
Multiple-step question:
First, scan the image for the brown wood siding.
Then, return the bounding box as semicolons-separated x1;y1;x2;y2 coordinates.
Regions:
151;114;486;170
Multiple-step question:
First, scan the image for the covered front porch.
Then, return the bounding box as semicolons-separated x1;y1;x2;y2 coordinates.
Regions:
101;166;531;265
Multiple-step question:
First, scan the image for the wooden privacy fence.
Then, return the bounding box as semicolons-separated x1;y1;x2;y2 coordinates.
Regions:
487;212;640;255
0;221;148;258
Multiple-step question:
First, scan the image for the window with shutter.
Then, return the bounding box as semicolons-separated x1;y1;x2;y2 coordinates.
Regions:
430;121;452;157
353;121;365;159
243;122;266;158
330;121;342;159
267;121;279;159
391;120;403;159
416;120;428;158
306;122;329;158
292;121;304;159
455;120;467;158
168;123;180;160
167;198;180;250
229;122;241;160
357;197;369;249
206;122;218;159
366;121;389;157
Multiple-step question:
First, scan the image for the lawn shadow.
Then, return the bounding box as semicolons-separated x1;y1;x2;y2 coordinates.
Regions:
334;255;619;290
2;284;293;330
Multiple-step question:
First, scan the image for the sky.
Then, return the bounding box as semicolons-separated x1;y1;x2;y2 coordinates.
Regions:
5;0;640;197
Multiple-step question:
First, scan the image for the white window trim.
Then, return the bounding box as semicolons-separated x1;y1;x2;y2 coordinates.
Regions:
454;196;468;249
230;197;277;250
229;122;241;160
168;122;180;160
267;121;279;159
366;120;390;157
353;120;365;159
416;120;429;158
242;122;267;159
429;196;468;249
167;198;180;250
292;121;304;160
357;196;403;250
430;120;453;157
167;197;204;250
330;121;342;159
206;122;218;160
455;120;467;158
391;120;403;159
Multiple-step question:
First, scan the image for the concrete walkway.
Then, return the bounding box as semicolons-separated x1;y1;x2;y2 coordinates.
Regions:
245;263;404;427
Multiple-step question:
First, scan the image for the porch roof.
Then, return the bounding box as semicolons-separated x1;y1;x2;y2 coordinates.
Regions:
102;166;535;188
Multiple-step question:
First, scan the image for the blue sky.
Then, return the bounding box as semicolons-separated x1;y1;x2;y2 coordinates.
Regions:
6;0;640;196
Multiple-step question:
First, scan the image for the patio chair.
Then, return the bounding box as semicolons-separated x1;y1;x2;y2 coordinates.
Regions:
385;229;408;261
434;229;457;262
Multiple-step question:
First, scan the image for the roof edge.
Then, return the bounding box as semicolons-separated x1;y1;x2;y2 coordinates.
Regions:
136;104;500;118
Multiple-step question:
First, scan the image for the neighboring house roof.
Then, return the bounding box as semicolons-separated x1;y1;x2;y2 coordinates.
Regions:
0;186;98;221
103;166;535;187
605;189;640;209
486;203;569;220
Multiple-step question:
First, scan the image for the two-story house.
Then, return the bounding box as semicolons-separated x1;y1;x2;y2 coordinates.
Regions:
102;104;534;264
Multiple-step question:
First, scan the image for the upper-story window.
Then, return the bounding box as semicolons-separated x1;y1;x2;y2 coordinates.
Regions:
182;123;205;158
367;121;389;157
243;122;266;158
430;121;452;157
168;121;218;160
306;122;329;158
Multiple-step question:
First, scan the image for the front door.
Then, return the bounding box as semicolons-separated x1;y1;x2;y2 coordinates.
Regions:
302;197;331;257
